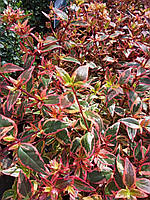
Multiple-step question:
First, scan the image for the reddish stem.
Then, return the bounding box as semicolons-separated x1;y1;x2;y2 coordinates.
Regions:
72;86;89;132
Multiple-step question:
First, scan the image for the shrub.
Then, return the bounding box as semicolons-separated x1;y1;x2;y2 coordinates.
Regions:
0;0;150;199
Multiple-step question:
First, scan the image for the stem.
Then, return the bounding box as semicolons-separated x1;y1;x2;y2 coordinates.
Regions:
72;86;89;132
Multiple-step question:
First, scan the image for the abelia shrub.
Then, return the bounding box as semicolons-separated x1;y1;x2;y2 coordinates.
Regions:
0;0;150;199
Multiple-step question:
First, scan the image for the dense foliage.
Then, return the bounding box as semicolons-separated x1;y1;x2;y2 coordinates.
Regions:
0;0;150;199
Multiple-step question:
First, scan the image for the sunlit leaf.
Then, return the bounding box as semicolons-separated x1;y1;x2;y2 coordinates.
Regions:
41;44;62;52
116;154;125;176
127;127;137;142
53;8;68;21
72;65;89;82
2;166;21;177
61;56;81;65
120;118;140;129
56;67;71;85
115;189;130;199
71;21;88;27
81;132;94;155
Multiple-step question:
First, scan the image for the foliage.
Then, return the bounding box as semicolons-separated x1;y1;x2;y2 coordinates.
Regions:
0;0;26;66
0;0;150;199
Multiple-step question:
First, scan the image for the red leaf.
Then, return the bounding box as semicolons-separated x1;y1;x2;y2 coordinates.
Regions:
18;66;35;85
123;158;136;188
7;90;21;111
0;63;24;73
17;170;33;199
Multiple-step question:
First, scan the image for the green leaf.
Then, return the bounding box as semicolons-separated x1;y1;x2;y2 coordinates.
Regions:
123;158;136;188
115;189;130;199
43;119;69;135
114;106;125;116
71;137;81;154
87;170;105;184
17;143;48;175
84;110;103;133
139;76;150;85
98;149;116;166
136;178;150;194
105;180;118;196
0;114;17;140
43;95;60;105
110;31;124;38
108;103;115;117
2;189;14;200
130;188;148;198
139;163;150;176
61;56;81;65
17;171;33;199
81;132;94;155
134;140;144;162
120;118;140;129
55;129;71;145
71;21;88;27
73;177;95;192
55;178;72;190
103;56;117;63
116;154;125;176
53;8;68;21
41;44;62;52
127;127;137;142
119;68;131;85
56;67;71;85
104;122;120;142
